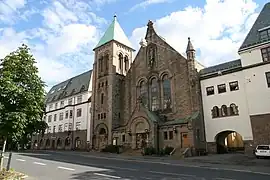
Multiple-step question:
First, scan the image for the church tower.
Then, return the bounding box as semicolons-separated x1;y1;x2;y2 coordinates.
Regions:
91;15;135;149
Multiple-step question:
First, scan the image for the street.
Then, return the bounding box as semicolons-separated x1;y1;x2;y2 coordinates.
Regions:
3;151;270;180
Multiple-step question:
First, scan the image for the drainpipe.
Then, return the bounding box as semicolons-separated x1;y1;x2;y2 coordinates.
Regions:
71;96;75;150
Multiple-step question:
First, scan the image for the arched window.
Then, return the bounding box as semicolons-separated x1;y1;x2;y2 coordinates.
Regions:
99;56;104;72
139;80;148;108
124;56;129;71
104;54;109;71
150;78;159;111
118;53;123;72
212;106;219;118
162;74;171;110
230;103;238;115
221;105;228;116
101;93;104;104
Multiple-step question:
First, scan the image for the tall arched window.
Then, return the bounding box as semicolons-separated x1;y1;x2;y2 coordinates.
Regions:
101;93;104;105
221;105;228;116
212;106;219;118
124;56;129;71
150;78;159;111
230;103;238;115
100;56;104;72
162;74;171;110
118;53;123;72
139;81;148;108
104;54;109;71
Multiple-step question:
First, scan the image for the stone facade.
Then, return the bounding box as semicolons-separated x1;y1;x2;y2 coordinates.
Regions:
91;20;206;153
250;113;270;147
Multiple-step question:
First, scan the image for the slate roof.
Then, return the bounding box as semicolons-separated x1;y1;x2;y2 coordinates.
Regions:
46;70;92;104
199;59;242;76
94;15;133;50
239;2;270;52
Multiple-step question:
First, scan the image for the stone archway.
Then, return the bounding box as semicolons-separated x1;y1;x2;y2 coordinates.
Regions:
129;117;150;149
45;139;50;149
57;138;62;149
215;131;244;154
94;123;108;150
39;139;43;149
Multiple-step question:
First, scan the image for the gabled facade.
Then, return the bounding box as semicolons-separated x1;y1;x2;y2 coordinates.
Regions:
91;17;206;154
32;70;93;150
200;2;270;154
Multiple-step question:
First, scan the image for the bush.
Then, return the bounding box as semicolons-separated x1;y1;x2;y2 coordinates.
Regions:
101;145;120;153
143;146;156;155
164;146;174;155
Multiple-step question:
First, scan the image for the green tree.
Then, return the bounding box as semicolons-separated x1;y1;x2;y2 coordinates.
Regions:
0;44;46;169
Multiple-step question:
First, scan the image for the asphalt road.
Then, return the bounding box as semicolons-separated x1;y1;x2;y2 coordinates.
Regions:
3;151;270;180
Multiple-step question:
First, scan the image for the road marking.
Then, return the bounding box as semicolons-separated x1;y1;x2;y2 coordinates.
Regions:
94;173;121;179
57;166;75;171
33;162;46;166
215;178;235;180
105;165;138;171
16;159;26;162
149;170;196;177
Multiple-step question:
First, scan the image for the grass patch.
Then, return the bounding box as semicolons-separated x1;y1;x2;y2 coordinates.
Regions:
0;169;27;180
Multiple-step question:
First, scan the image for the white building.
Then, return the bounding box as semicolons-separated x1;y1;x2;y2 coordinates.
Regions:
200;2;270;154
32;70;93;150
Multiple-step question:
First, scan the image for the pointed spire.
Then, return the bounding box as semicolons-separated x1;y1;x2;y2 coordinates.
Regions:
186;37;195;52
93;14;134;50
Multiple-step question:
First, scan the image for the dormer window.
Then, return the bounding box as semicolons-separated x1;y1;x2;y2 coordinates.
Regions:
259;28;270;41
80;85;85;92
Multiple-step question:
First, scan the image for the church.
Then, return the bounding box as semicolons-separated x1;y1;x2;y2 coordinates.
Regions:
33;2;270;155
90;15;206;154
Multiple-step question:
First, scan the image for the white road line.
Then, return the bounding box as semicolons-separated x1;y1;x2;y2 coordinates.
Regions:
149;170;196;177
94;173;121;179
57;166;75;171
33;162;46;166
16;159;26;162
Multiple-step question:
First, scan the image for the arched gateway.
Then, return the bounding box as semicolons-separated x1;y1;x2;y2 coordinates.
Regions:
215;130;244;154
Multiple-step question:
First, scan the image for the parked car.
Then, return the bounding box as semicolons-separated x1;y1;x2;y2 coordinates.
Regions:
254;145;270;159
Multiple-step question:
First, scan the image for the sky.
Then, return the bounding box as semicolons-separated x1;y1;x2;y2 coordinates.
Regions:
0;0;269;91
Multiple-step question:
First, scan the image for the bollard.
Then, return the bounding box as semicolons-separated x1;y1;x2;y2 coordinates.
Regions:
6;152;12;171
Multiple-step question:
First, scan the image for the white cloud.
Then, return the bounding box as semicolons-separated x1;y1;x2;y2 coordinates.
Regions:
130;0;259;66
0;0;104;91
0;0;27;24
129;0;173;12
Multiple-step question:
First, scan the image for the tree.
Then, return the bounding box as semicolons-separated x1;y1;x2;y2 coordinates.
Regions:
0;44;46;169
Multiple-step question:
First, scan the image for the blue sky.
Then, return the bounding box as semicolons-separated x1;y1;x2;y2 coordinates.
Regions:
0;0;269;90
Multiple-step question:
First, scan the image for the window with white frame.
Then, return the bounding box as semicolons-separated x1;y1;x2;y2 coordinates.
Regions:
59;112;64;120
76;122;81;130
68;98;73;105
77;108;82;117
48;115;52;122
58;124;63;132
60;101;64;107
54;114;57;121
77;95;82;103
68;123;72;130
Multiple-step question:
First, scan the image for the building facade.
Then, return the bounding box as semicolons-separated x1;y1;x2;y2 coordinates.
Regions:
200;2;270;154
32;70;93;150
90;16;206;154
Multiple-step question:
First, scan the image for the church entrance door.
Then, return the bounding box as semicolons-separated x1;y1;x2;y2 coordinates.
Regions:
136;133;147;149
